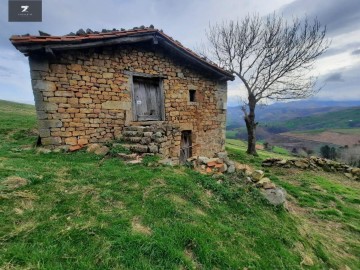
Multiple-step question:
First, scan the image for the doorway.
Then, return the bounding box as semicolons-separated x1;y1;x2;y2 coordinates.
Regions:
133;77;163;121
180;130;192;164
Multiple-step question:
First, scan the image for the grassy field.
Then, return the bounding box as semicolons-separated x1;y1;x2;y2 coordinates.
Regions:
292;128;360;135
266;107;360;131
1;101;359;269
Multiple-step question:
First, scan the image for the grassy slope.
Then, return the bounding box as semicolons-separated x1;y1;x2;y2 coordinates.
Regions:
265;107;360;131
1;102;359;269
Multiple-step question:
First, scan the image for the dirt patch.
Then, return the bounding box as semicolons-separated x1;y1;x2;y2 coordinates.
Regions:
2;176;28;189
142;178;167;200
184;248;202;269
205;189;213;198
131;217;152;235
169;195;187;205
193;207;206;216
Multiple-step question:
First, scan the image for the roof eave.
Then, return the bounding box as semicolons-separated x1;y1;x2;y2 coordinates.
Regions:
10;31;235;81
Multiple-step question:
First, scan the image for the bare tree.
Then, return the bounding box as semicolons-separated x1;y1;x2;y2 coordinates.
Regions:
204;14;329;155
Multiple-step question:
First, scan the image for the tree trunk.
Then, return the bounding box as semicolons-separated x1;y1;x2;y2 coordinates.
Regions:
244;95;257;155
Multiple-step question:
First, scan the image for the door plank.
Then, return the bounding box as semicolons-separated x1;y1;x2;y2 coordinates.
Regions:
133;77;162;121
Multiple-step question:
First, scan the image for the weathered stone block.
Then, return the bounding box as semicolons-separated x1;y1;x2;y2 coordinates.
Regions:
87;143;101;153
38;129;50;138
35;102;59;111
55;91;73;97
38;120;63;129
140;137;151;145
251;170;264;182
50;64;67;73
123;131;138;137
128;137;142;143
68;98;79;104
42;137;61;145
130;144;148;153
32;80;56;91
79;98;92;104
65;137;78;146
101;101;130;110
48;97;67;103
103;73;113;79
155;137;167;143
36;110;48;119
143;132;153;137
71;64;82;71
149;145;158;153
94;146;109;156
97;78;107;84
78;138;89;145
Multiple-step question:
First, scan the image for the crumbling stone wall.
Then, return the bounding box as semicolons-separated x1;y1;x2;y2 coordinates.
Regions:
29;44;227;160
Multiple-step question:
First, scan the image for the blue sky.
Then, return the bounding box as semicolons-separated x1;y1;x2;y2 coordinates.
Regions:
0;0;359;105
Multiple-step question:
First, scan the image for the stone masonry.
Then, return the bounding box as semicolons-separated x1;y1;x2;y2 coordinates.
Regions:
27;40;228;162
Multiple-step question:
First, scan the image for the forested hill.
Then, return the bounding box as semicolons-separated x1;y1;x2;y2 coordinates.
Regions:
227;100;360;130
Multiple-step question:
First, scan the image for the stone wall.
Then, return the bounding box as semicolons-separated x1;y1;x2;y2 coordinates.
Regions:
29;44;227;160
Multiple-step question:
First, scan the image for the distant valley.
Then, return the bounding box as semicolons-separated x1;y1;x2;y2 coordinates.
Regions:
226;100;360;164
227;100;360;129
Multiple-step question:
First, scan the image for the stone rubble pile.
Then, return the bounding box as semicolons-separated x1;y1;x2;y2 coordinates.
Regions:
262;156;360;181
86;143;147;164
248;169;286;206
187;154;286;205
186;152;237;174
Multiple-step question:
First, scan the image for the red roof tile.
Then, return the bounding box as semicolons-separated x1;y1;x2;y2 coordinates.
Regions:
10;27;234;79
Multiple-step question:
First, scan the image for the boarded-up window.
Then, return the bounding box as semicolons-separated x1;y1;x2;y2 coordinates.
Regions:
133;77;163;121
180;130;192;164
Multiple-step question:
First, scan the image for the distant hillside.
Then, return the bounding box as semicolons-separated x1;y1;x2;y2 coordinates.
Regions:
0;99;35;113
227;100;360;129
265;107;360;132
0;100;36;131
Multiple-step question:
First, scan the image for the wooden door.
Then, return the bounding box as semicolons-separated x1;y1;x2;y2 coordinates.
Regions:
133;77;162;121
180;131;192;164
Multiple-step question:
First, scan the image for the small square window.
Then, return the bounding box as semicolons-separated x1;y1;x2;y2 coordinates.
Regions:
189;90;196;102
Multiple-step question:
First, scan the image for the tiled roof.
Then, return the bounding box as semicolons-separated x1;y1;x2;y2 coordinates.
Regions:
10;27;234;80
10;28;158;44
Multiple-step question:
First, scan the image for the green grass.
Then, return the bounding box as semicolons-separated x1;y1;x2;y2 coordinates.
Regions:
1;101;360;269
272;146;290;155
227;139;360;269
266;107;360;131
225;129;238;139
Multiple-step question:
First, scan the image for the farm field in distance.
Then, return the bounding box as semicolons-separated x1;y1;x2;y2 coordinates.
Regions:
227;104;360;162
279;129;360;147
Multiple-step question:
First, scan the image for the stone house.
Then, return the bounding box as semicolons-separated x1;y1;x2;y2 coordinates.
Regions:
10;26;234;164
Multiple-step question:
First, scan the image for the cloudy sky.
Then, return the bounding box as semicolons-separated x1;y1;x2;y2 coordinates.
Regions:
0;0;359;104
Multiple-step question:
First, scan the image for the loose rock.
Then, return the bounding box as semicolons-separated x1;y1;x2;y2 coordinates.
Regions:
94;146;109;156
261;187;286;206
251;170;264;182
87;144;101;153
